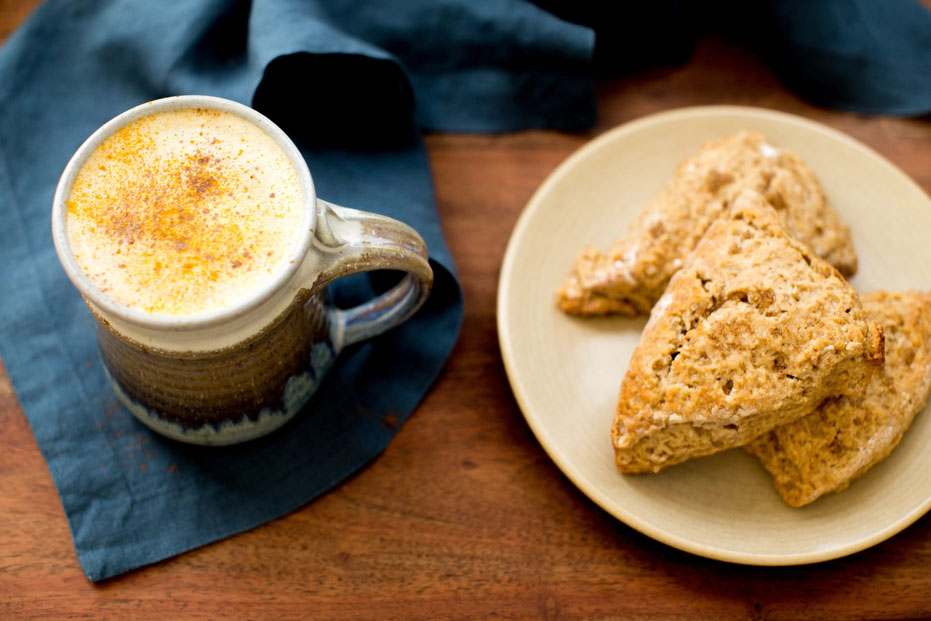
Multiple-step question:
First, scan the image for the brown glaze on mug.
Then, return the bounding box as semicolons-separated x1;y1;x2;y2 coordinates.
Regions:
94;291;331;440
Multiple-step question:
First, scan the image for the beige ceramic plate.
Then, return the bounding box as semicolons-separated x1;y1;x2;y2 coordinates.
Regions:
498;106;931;565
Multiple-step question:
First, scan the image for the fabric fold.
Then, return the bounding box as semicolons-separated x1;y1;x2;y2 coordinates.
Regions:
724;0;931;116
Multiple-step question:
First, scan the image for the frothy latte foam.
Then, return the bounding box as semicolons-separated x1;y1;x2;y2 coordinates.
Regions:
65;107;304;317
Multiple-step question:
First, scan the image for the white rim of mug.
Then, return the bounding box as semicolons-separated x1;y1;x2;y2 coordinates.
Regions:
51;95;317;330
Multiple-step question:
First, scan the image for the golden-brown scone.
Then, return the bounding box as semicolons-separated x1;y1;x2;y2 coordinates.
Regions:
557;131;858;316
746;291;931;507
611;190;883;474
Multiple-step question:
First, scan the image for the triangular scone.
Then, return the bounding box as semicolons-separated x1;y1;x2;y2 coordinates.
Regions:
746;291;931;507
557;131;857;316
612;190;883;474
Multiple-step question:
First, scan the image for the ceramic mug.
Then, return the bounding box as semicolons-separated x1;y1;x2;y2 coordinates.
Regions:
51;95;433;445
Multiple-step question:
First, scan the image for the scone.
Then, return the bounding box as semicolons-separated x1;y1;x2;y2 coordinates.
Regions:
557;131;858;316
746;291;931;507
611;190;883;474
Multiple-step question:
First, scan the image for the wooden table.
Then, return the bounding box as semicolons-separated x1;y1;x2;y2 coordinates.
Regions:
3;4;931;619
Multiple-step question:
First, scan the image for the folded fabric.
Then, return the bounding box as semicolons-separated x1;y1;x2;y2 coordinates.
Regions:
726;0;931;116
0;0;593;581
540;0;931;116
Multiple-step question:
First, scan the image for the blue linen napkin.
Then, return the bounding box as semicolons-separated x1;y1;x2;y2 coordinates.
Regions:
2;0;930;582
540;0;931;115
0;0;593;582
722;0;931;116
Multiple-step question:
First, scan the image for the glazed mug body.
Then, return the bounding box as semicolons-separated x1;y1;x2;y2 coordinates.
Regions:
52;96;433;445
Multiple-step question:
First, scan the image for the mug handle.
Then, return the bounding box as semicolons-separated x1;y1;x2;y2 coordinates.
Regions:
311;199;434;350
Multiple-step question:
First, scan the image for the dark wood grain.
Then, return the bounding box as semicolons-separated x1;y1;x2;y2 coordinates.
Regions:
3;4;931;619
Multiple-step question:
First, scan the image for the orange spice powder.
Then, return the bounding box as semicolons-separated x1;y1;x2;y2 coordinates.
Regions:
65;108;304;316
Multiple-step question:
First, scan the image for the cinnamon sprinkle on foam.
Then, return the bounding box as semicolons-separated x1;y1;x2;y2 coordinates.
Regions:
65;108;303;316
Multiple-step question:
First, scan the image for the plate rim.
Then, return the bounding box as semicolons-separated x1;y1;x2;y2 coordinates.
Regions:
496;104;931;565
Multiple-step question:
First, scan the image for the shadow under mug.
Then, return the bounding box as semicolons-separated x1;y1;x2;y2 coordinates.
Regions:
51;95;434;446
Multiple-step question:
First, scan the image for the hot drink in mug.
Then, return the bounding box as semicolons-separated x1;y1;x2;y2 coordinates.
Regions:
53;96;433;445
